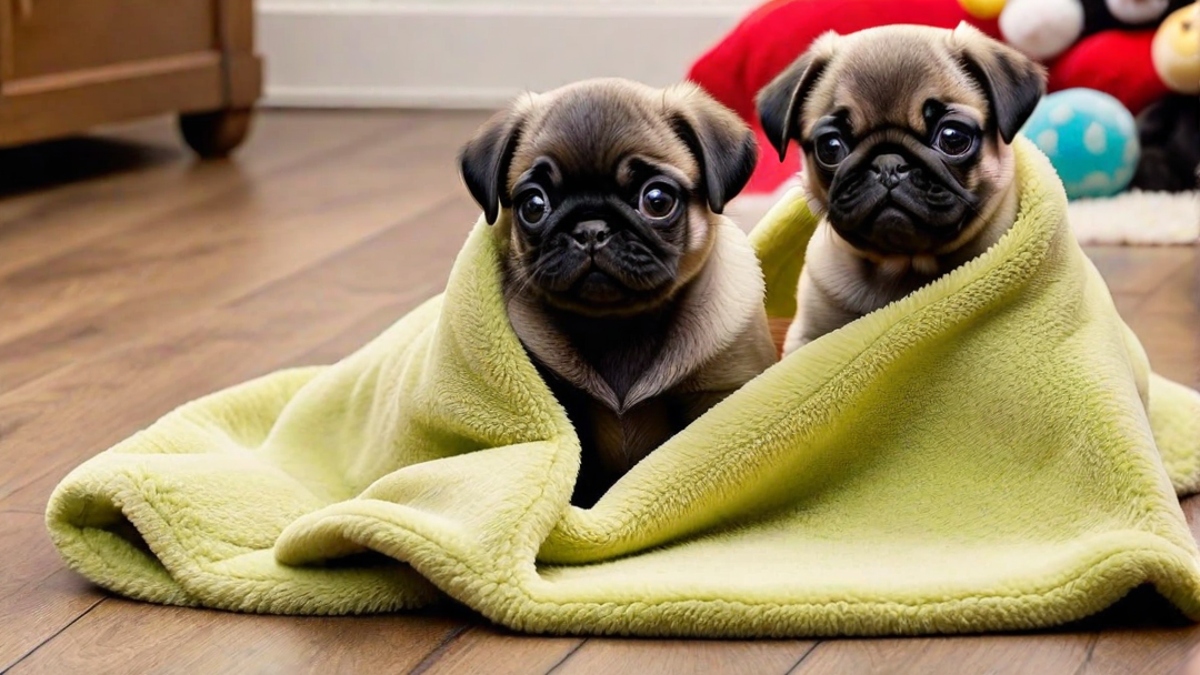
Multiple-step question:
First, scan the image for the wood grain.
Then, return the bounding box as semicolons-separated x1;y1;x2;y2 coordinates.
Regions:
555;639;816;675
418;626;584;675
789;635;1092;675
0;513;104;672
0;111;473;393
2;110;1199;674
6;0;214;79
0;111;409;278
7;601;465;675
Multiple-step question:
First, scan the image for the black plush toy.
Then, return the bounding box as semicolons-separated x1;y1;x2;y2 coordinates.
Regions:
1089;0;1193;32
1131;95;1200;192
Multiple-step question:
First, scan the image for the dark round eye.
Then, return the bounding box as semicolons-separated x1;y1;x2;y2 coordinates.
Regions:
639;182;678;219
936;123;975;156
517;188;549;226
815;132;848;166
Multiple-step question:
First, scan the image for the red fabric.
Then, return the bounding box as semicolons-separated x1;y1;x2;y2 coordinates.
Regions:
688;0;1165;195
744;126;802;194
1047;30;1167;115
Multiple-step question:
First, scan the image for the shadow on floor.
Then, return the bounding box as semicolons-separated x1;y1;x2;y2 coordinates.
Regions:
1069;584;1194;631
0;134;182;197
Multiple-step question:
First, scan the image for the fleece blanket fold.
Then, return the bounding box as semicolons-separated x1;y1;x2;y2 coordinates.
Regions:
47;139;1200;637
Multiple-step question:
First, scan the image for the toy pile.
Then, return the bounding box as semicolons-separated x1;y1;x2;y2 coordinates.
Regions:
687;0;1199;231
987;0;1198;196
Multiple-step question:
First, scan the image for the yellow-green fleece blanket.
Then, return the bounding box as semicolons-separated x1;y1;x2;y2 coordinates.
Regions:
47;139;1200;637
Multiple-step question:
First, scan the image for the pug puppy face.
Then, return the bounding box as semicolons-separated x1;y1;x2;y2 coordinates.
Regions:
459;78;757;317
757;24;1046;259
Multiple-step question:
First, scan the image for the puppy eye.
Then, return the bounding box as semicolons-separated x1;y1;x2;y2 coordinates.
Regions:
935;123;975;156
516;187;550;226
639;182;678;220
815;132;848;167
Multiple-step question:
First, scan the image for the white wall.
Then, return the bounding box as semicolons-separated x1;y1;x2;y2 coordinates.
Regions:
257;0;757;109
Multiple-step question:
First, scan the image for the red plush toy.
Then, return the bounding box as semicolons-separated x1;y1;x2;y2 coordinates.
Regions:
1048;30;1169;114
687;0;1170;196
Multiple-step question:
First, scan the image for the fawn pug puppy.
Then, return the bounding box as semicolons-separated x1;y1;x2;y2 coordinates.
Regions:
756;24;1047;354
459;78;777;506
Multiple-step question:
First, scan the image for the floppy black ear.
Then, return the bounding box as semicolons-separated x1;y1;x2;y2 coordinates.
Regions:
458;106;528;224
668;84;759;214
953;22;1047;144
755;32;838;162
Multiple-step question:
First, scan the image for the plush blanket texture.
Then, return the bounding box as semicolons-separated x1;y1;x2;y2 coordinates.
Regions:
47;139;1200;637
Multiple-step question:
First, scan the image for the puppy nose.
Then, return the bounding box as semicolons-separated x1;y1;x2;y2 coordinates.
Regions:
871;154;911;189
571;220;610;249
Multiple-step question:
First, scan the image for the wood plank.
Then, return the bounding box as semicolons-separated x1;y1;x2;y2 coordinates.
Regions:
1076;627;1200;675
0;112;487;393
553;639;816;675
1084;246;1195;296
0;111;419;278
0;111;474;309
1090;245;1199;389
789;635;1091;675
1181;649;1200;675
0;512;104;672
1138;247;1200;316
418;626;583;675
6;600;464;675
1129;310;1200;389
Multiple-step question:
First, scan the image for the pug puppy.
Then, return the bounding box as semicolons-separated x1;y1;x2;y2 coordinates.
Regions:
756;24;1047;354
459;79;777;506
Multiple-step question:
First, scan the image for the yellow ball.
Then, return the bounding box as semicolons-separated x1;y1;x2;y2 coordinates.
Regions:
1153;3;1200;94
959;0;1006;20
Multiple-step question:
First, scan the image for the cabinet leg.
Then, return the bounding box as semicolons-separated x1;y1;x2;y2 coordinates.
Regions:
179;108;254;159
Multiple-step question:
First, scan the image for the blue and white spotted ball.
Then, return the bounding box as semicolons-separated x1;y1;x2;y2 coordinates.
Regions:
1020;88;1140;199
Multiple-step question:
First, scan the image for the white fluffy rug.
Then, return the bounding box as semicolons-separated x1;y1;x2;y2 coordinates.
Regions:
727;185;1200;246
1066;190;1200;245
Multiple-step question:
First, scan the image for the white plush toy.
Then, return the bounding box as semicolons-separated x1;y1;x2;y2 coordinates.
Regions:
1107;0;1171;23
1000;0;1085;60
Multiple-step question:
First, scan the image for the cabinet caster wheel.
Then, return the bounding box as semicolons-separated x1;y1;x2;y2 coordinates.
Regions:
179;108;253;159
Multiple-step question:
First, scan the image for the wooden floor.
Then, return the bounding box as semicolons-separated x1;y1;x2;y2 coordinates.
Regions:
1;110;1198;675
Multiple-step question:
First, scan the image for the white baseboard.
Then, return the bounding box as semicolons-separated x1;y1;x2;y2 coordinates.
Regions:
257;0;754;109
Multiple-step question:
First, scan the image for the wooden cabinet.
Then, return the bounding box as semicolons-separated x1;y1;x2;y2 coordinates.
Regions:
0;0;261;157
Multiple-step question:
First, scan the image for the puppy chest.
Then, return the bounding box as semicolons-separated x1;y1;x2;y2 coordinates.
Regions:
549;379;677;474
588;399;676;473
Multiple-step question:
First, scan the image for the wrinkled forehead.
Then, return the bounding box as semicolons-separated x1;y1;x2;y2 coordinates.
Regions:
803;35;988;137
509;91;699;187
